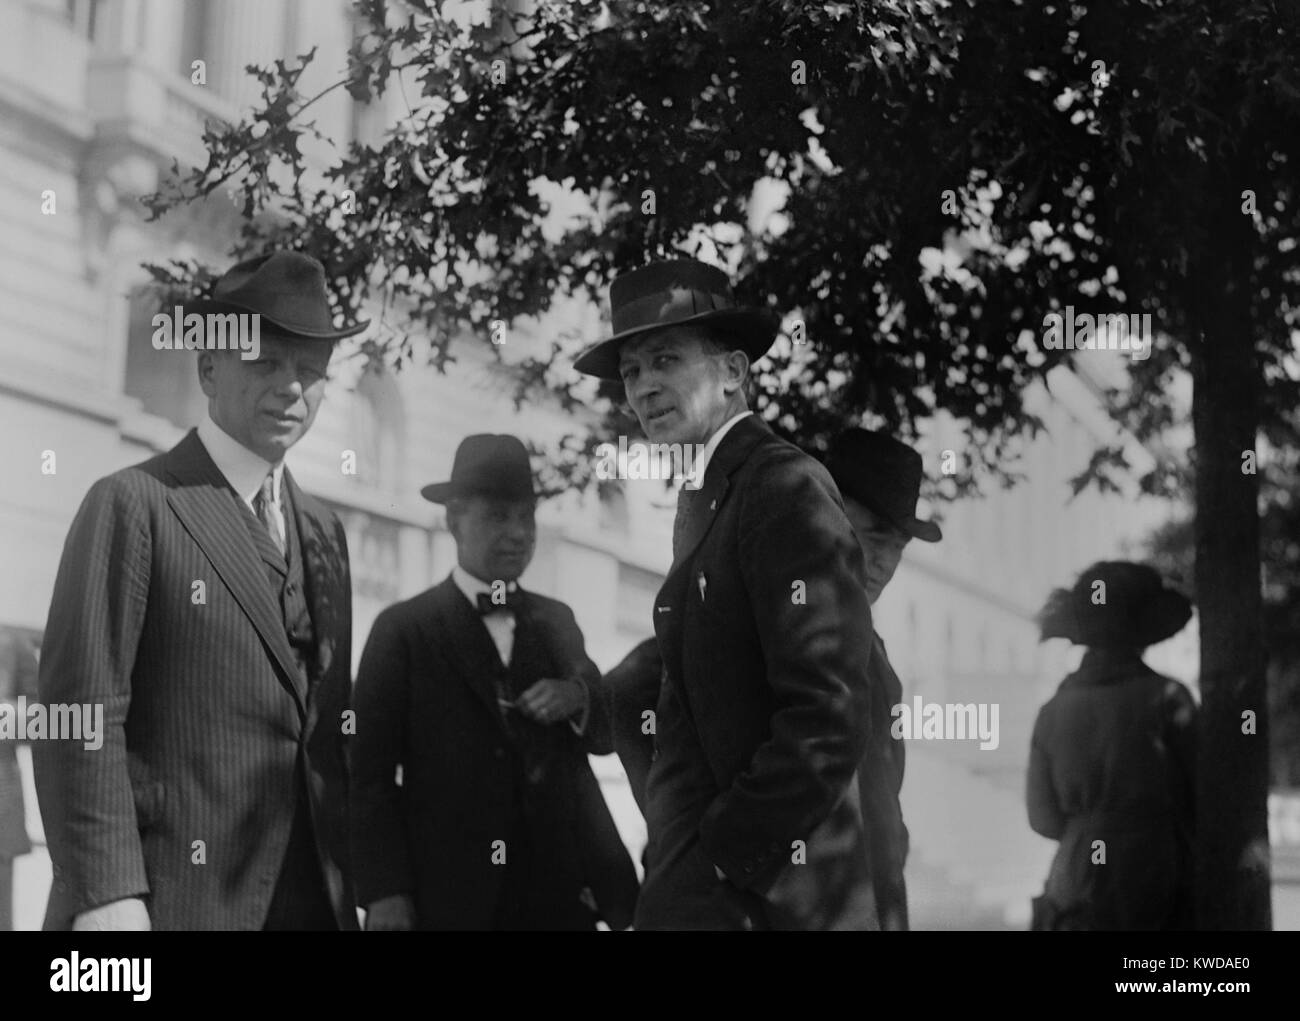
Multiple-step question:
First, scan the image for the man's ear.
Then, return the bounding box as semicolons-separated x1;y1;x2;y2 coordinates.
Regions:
720;349;751;395
196;351;217;397
445;499;463;542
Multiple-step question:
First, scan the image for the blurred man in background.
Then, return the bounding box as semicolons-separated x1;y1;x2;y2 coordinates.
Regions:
827;427;944;931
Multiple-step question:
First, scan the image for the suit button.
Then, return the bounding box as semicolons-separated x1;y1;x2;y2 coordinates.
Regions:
494;747;505;759
286;583;297;595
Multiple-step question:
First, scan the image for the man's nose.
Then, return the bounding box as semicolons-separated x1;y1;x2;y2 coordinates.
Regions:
272;371;305;398
631;372;661;404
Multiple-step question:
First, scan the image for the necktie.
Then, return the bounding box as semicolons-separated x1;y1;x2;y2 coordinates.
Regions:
476;590;521;615
672;484;699;562
254;472;285;557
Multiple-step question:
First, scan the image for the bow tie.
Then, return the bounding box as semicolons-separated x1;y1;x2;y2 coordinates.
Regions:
476;590;521;615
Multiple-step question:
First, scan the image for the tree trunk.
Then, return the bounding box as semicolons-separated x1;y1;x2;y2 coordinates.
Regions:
1190;195;1271;930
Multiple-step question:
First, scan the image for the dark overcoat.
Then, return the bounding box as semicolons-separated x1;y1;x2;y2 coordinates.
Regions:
1027;647;1196;929
636;415;878;930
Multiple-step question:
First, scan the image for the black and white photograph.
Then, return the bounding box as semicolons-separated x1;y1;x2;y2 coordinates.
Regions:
0;0;1296;999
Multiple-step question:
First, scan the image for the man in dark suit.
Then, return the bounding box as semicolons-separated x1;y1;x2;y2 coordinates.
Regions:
350;435;638;931
826;428;944;932
575;259;877;930
605;428;942;932
32;252;363;930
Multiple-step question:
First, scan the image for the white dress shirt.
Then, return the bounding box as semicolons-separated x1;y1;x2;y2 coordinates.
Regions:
452;565;518;666
197;414;286;537
452;565;588;734
685;409;752;489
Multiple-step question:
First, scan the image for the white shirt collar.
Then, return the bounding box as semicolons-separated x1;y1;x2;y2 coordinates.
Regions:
452;565;519;607
686;410;752;489
197;414;284;507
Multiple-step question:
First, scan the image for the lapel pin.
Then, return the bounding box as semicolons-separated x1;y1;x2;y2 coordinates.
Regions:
697;572;707;602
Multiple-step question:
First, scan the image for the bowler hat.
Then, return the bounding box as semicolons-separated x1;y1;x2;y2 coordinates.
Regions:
1037;561;1192;648
573;259;779;380
186;251;369;340
420;434;537;504
827;429;942;543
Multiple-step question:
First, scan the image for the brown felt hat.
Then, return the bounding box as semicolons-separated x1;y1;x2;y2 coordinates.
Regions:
420;434;537;504
573;258;779;380
186;251;369;340
827;429;942;543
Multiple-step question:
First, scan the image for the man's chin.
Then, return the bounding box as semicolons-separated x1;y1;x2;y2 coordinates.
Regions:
255;438;296;462
488;562;529;583
642;419;689;446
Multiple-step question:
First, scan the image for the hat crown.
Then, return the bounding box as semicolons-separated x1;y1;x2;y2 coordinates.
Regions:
608;259;746;342
827;429;937;540
201;251;367;339
422;434;536;504
610;259;733;308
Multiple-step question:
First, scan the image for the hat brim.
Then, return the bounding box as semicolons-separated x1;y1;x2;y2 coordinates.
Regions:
843;487;943;544
183;298;370;340
420;481;538;505
574;307;779;380
901;517;943;543
1038;585;1191;648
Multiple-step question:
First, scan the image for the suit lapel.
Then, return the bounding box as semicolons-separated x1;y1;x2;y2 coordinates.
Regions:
162;430;306;719
659;414;771;595
421;578;510;732
653;416;772;729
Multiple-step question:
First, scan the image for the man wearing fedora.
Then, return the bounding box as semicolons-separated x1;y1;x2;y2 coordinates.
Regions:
350;435;638;930
576;259;878;930
33;251;363;930
826;428;944;932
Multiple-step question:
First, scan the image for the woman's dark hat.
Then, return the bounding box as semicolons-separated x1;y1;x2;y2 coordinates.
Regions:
1037;561;1192;648
421;434;537;504
826;429;942;543
186;251;369;340
573;258;779;380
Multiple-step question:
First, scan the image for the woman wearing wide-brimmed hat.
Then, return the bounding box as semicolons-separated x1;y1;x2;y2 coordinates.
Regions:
1026;561;1196;930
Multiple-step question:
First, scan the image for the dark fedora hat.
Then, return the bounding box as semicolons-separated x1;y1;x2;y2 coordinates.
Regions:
420;434;537;504
1037;561;1192;649
186;251;369;340
826;429;942;543
573;258;779;380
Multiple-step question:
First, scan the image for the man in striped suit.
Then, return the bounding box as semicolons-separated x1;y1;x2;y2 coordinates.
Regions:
33;252;365;930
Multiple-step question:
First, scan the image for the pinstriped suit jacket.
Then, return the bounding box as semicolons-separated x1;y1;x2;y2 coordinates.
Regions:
32;429;356;930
